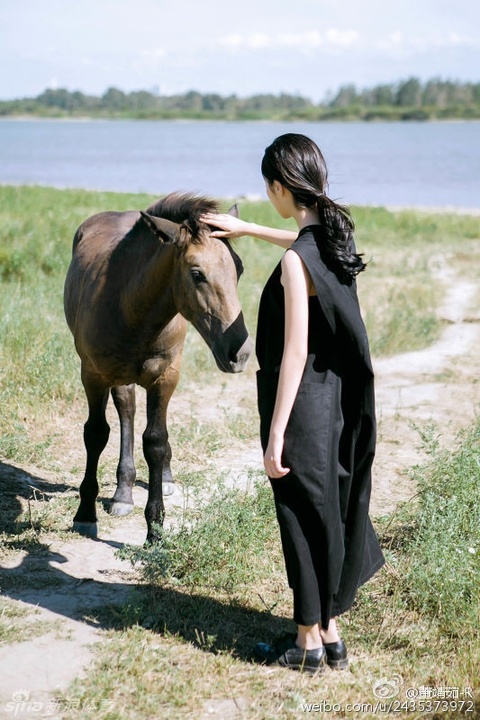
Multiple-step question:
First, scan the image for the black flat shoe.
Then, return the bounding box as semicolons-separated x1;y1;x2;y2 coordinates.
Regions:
253;633;326;675
323;639;348;670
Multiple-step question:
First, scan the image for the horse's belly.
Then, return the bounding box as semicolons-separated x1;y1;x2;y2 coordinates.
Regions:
77;347;169;386
136;356;172;387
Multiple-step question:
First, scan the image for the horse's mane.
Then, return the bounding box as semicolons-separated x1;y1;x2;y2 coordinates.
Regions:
144;192;243;277
146;192;219;241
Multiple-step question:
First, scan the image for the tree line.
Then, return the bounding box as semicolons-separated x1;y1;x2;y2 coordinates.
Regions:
1;77;479;121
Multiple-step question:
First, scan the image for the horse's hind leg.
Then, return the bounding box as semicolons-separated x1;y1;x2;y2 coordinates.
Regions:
73;375;110;538
109;384;136;516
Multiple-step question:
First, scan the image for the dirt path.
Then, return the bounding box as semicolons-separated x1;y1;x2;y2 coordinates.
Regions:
371;269;480;514
1;268;479;719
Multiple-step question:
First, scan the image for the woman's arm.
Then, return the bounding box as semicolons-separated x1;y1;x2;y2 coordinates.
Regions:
264;250;310;478
201;212;297;248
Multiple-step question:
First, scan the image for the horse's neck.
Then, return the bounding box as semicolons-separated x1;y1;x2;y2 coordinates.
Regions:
120;243;178;329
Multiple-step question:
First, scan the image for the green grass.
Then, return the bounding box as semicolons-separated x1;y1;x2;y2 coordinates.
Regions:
57;423;480;719
117;472;280;593
1;186;479;717
0;599;52;645
0;183;452;461
397;423;480;633
1;186;478;420
0;183;478;492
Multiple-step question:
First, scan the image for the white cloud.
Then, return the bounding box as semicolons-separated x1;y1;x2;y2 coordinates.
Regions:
219;29;358;53
325;29;359;46
276;33;305;48
388;32;404;46
249;33;270;49
173;20;478;61
220;34;243;50
377;29;480;53
219;32;272;50
276;31;323;48
441;32;479;47
141;48;167;64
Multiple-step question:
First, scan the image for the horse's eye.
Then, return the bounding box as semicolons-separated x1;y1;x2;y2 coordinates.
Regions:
190;268;206;284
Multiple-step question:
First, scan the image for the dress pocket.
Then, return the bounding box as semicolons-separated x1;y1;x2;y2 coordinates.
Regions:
283;375;343;507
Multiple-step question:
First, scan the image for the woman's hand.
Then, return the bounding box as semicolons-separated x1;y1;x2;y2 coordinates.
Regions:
201;213;251;240
202;212;297;248
264;433;290;479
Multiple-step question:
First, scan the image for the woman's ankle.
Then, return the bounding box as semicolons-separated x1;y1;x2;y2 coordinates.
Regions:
296;624;323;650
319;619;341;644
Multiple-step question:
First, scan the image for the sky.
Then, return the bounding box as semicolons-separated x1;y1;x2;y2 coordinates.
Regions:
1;0;479;102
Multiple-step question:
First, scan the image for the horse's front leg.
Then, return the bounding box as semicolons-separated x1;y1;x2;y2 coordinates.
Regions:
108;384;137;516
143;369;178;543
73;373;110;538
162;435;175;497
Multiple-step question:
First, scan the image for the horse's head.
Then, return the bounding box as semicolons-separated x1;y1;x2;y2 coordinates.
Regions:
140;195;252;373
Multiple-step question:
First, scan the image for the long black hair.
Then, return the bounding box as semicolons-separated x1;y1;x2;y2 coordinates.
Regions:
261;133;366;281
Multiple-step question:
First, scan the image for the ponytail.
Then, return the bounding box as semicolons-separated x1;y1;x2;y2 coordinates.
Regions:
315;195;366;283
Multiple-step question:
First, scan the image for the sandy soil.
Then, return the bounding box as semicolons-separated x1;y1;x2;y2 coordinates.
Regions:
0;266;479;719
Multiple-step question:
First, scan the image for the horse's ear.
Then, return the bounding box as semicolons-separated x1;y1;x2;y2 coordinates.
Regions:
139;212;180;243
227;203;239;218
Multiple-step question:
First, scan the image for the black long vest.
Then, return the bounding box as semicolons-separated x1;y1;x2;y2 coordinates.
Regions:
256;226;385;629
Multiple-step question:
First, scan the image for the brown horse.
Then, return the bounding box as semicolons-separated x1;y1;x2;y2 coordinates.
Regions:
64;192;252;542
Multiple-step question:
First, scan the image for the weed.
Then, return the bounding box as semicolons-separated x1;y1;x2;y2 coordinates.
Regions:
0;600;51;645
117;471;280;594
353;420;480;652
403;423;480;635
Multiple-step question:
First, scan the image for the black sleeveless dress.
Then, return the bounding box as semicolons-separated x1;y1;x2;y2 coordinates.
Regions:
256;226;384;629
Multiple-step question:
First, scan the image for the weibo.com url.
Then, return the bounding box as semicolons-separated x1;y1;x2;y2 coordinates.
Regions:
302;699;475;714
301;677;475;715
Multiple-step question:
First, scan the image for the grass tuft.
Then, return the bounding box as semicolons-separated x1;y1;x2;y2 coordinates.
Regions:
117;472;281;594
402;423;480;634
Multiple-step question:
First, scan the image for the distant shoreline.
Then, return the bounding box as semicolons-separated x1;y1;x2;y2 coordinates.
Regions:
2;115;480;125
3;78;479;123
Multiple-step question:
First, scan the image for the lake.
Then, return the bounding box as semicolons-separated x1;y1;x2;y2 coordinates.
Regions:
1;118;479;209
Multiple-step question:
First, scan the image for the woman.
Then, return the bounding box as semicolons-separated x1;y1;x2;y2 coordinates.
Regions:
203;133;384;675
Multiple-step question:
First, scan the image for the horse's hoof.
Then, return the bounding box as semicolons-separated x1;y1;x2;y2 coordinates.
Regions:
162;482;175;497
73;521;98;539
108;501;134;517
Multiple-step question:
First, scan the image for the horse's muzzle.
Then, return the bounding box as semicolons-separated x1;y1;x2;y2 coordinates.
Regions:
227;335;253;373
196;311;253;374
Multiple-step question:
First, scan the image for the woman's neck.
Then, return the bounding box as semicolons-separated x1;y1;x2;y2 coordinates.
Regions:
294;206;320;230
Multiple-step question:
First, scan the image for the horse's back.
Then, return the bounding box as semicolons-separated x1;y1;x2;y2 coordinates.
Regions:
71;210;139;256
64;210;139;338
